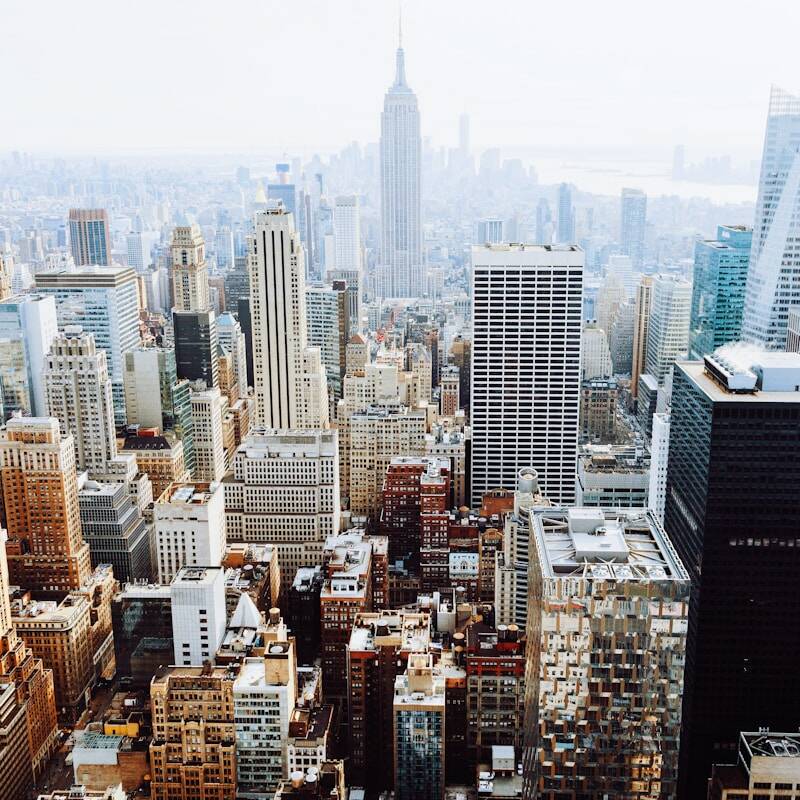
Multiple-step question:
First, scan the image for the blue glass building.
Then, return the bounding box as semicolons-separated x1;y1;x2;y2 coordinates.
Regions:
688;224;751;359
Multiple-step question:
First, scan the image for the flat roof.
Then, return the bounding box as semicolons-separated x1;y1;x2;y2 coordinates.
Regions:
678;360;800;403
531;506;688;582
471;243;584;268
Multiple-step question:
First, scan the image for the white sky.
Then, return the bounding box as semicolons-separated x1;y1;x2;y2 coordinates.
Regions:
3;0;798;160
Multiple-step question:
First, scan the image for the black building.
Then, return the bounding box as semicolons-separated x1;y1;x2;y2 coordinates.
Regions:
237;296;254;389
173;308;219;388
287;565;323;666
665;355;800;797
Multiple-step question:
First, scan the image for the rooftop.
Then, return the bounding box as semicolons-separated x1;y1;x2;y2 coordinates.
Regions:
531;507;688;582
348;610;431;653
172;565;224;586
159;482;216;505
471;243;584;267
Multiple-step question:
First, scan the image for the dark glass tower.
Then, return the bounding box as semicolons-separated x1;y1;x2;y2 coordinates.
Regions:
665;354;800;797
173;308;219;389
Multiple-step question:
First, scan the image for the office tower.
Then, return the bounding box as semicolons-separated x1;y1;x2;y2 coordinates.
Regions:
608;298;635;374
36;266;141;425
348;405;428;518
636;373;659;436
68;209;111;266
788;306;800;352
0;253;10;302
0;294;58;420
619;187;647;269
644;275;691;383
190;387;227;482
78;480;151;582
581;323;612;379
379;32;423;298
688;224;752;359
521;506;688;799
556;183;575;243
393;652;446;800
169;565;226;666
439;365;460;415
214;226;234;271
306;283;348;409
224;429;340;593
288;566;324;665
0;529;58;795
477;218;504;244
155;482;225;584
224;257;250;311
596;272;626;337
0;417;91;594
535;198;552;244
286;701;335;777
708;731;800;800
216;311;248;394
235;643;298;795
173;308;219;389
607;253;636;299
126;231;145;270
449;336;471;413
334;194;362;274
648;412;669;524
742;87;800;349
170;224;209;312
123;346;194;466
248;208;329;428
665;352;800;796
631;275;654;400
579;378;620;442
43;327;116;474
149;664;237;799
494;470;549;627
11;590;95;721
121;430;189;500
470;244;583;505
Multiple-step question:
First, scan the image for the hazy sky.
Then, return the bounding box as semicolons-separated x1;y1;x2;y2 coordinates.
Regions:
3;0;798;160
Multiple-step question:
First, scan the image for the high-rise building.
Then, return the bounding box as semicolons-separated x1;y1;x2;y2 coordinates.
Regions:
521;506;689;799
579;378;619;442
44;327;117;474
648;412;670;524
556;184;575;243
155;482;226;584
68;209;111;267
0;417;91;594
608;297;635;374
170;224;209;312
581;323;612;379
149;664;237;799
173;308;219;389
190;387;227;482
306;283;348;410
477;218;504;245
0;529;58;796
630;275;653;400
393;652;446;800
470;244;583;505
223;429;340;594
379;34;423;298
78;479;151;582
575;442;649;506
214;226;234;271
36;266;141;425
333;195;362;275
121;430;189;501
741;86;800;349
0;294;58;420
248;208;329;428
688;224;752;359
216;312;248;395
665;351;800;796
619;187;647;269
644;275;691;383
169;565;227;667
439;365;460;416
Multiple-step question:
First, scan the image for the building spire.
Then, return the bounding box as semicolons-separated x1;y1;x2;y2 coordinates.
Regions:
394;0;406;87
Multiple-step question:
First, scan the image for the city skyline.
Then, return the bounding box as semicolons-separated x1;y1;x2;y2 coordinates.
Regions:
3;0;799;162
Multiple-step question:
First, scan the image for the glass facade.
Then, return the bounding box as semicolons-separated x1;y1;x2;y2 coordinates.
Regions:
689;225;751;359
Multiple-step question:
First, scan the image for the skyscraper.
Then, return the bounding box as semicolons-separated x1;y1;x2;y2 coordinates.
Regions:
379;29;423;298
644;275;691;384
665;351;800;796
470;244;583;505
619;187;647;269
44;327;117;474
630;275;653;400
0;417;92;595
556;183;575;243
68;209;111;267
170;224;210;312
742;86;800;349
36;266;141;425
688;224;752;359
306;283;348;411
248;208;328;429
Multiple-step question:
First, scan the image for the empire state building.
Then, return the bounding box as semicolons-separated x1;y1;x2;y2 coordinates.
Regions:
379;33;422;298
